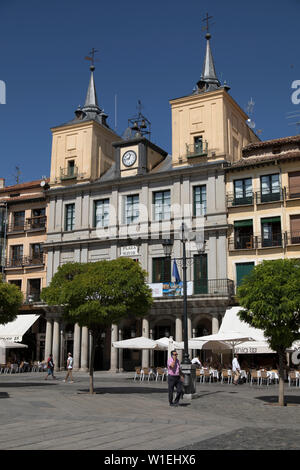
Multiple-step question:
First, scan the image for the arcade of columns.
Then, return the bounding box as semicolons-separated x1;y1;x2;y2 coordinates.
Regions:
44;314;220;372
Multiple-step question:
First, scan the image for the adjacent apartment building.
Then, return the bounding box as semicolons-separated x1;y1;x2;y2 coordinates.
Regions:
226;135;300;288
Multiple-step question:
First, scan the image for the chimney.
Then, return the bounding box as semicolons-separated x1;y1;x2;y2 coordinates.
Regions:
0;178;5;189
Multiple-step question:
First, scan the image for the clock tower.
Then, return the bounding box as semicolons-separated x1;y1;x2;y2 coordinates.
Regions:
113;108;167;178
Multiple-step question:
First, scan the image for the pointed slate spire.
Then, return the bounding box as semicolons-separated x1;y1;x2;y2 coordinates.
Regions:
82;65;101;114
196;33;222;93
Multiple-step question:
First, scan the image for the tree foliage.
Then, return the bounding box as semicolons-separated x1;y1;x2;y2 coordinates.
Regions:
0;280;23;325
237;259;300;352
237;259;300;406
42;258;153;329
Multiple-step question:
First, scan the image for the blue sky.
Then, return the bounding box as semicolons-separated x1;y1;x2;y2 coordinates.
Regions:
0;0;299;185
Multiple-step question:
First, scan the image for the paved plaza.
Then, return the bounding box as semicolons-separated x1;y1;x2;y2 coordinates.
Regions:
0;371;299;450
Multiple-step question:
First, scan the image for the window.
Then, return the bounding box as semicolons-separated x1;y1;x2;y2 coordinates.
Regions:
152;257;171;283
94;199;109;228
11;245;23;267
153;190;171;221
30;208;46;229
68;160;75;177
30;244;43;263
27;279;41;302
261;217;282;247
194;254;208;294
233;178;253;205
288;171;300;198
125;195;139;224
234;220;254;249
260;174;280;202
65;204;75;231
193;186;206;216
290;215;300;244
194;136;203;154
13;211;25;230
9;280;22;289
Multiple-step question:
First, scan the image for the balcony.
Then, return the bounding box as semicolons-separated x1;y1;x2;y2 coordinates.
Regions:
185;141;208;159
24;292;41;304
257;233;283;248
60;165;78;181
5;255;45;269
226;192;254;208
256;189;283;204
228;234;256;251
149;279;234;298
286;231;300;245
26;216;47;231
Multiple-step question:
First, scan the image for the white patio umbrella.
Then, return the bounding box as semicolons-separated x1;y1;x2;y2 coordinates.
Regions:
0;340;28;349
155;336;184;357
112;336;159;350
192;332;255;349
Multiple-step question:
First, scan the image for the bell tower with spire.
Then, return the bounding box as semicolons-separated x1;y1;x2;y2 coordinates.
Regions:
170;20;259;167
49;59;121;187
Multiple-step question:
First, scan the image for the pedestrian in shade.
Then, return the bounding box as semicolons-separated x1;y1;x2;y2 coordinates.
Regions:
167;350;183;406
63;352;74;383
44;354;56;380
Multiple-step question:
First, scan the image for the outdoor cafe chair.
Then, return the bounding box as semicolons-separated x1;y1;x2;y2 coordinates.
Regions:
203;370;212;383
141;367;154;381
288;371;299;387
221;369;231;384
0;364;5;373
134;367;143;381
18;362;25;373
260;371;271;386
195;369;202;382
250;370;260;386
155;367;166;381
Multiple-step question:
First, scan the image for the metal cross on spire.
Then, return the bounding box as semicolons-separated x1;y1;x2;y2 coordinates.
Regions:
85;48;99;68
202;13;214;33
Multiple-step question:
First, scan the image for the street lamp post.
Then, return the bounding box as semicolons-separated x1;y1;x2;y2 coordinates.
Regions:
162;223;205;397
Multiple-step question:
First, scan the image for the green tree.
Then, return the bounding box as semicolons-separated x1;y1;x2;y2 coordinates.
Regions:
0;279;23;325
237;259;300;406
42;258;153;393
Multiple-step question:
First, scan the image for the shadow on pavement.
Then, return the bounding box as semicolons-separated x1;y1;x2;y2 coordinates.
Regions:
78;387;167;394
0;392;9;398
256;395;300;405
0;382;57;388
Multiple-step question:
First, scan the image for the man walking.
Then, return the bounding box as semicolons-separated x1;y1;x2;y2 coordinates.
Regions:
167;350;183;406
232;354;241;385
63;352;74;383
44;354;56;380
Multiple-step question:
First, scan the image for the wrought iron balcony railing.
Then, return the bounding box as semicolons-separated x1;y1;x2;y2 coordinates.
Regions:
194;279;235;297
257;233;283;248
5;255;45;269
26;216;47;230
256;189;283;204
228;234;256;251
186;141;208;158
25;292;41;304
60;165;79;180
226;192;254;208
286;231;300;245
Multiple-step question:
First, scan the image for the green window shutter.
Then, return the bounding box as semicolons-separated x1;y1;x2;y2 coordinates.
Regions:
234;219;253;228
236;262;255;287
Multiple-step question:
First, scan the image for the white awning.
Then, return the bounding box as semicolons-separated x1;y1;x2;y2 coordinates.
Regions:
0;340;28;349
0;314;40;342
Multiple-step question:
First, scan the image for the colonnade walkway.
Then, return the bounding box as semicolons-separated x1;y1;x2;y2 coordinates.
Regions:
0;371;299;450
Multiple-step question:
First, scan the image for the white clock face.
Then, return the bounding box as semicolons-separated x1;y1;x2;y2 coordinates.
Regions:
122;150;137;167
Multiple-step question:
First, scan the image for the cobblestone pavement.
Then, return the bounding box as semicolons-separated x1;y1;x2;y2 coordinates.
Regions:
0;371;299;450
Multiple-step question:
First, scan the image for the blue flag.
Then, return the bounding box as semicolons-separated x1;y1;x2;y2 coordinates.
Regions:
172;259;181;283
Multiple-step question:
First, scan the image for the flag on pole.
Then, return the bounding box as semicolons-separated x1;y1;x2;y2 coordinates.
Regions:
172;259;181;283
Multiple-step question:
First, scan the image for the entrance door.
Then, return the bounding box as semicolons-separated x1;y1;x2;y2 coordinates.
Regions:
194;254;208;294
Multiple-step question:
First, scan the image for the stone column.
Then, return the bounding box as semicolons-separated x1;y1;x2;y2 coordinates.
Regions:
149;329;154;368
60;327;65;371
52;320;60;371
175;316;183;362
110;324;118;372
45;319;53;361
142;318;150;368
80;327;89;371
73;323;81;371
212;316;219;334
